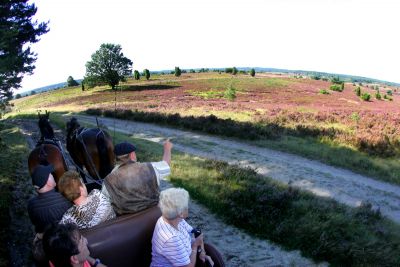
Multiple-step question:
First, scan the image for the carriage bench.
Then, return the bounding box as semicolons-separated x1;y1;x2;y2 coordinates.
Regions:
81;206;225;267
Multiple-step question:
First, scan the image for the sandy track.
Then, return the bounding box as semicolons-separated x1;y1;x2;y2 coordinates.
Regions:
15;119;324;267
73;114;400;224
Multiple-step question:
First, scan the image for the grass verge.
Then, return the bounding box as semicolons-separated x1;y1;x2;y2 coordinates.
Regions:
0;122;29;266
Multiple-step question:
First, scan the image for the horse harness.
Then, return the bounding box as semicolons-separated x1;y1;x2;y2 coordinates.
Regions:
72;127;106;185
36;138;69;168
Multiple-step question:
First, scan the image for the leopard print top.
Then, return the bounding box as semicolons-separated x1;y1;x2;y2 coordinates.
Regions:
60;189;116;229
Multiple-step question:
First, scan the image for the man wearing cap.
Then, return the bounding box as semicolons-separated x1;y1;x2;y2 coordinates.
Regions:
102;139;173;215
27;164;72;264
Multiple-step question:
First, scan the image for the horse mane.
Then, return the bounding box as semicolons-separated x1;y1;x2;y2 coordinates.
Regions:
38;111;55;140
66;117;81;137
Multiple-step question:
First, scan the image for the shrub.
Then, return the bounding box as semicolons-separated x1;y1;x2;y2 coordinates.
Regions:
331;77;343;84
134;70;140;80
311;75;321;80
330;84;343;92
375;92;381;100
319;89;330;95
232;67;238;75
224;83;236;100
143;69;150;80
225;67;233;74
174;67;181;77
387;90;393;96
361;93;371;101
355;86;361;96
250;68;255;77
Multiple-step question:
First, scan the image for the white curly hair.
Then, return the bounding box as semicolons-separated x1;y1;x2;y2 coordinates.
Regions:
158;187;189;220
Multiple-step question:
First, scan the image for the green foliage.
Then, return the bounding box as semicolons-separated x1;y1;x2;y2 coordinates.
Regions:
67;76;79;87
0;0;49;102
172;159;400;266
319;89;330;95
0;122;29;266
15;94;21;99
387;90;393;96
361;92;371;101
331;77;343;84
225;67;233;74
350;112;360;122
330;84;343;92
384;94;393;101
189;69;196;73
311;75;321;80
355;86;361;96
224;83;237;100
232;67;238;75
375;91;381;100
143;69;150;80
174;66;181;77
30;90;36;95
250;68;256;77
134;70;140;80
85;43;132;90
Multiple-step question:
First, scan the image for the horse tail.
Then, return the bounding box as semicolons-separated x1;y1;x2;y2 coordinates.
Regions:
96;130;114;178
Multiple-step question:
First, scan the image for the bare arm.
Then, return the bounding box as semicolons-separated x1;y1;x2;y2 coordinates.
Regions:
162;139;173;166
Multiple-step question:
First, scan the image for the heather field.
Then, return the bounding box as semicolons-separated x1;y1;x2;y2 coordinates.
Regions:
11;72;400;182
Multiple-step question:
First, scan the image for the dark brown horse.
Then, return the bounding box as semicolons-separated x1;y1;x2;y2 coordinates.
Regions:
28;111;68;184
66;117;115;183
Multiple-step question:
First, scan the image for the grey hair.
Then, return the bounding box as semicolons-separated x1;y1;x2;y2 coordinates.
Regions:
158;188;189;220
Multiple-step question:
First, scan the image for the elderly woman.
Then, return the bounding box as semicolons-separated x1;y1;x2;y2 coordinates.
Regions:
151;188;214;267
58;171;116;229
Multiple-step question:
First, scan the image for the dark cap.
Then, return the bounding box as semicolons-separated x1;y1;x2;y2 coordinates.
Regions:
114;142;136;156
32;164;54;190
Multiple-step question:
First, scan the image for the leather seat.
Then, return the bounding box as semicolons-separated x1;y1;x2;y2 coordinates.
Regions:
82;206;225;267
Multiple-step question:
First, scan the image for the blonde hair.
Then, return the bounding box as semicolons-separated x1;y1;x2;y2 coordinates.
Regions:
58;171;83;202
158;188;189;220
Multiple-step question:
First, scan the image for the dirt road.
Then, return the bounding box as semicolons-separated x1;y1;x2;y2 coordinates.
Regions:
13;119;324;267
73;114;400;224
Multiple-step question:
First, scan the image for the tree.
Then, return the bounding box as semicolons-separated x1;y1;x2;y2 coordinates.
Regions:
15;93;21;99
232;67;238;75
67;76;79;87
0;0;49;102
250;68;256;77
30;90;36;95
134;70;140;80
174;67;181;77
85;43;132;90
144;69;150;80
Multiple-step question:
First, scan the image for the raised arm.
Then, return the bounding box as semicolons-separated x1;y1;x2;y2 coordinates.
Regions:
162;139;173;166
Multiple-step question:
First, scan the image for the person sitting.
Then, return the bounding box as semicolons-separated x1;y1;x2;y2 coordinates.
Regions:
42;223;107;267
58;171;115;229
102;139;173;215
151;187;214;267
28;164;72;264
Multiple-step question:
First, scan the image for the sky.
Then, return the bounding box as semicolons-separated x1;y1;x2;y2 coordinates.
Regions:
19;0;400;93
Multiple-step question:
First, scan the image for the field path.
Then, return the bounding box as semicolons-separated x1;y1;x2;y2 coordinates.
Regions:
73;114;400;224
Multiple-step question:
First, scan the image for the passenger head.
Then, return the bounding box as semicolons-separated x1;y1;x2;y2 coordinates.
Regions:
58;171;86;202
42;223;90;267
31;164;56;192
159;188;189;220
114;141;137;162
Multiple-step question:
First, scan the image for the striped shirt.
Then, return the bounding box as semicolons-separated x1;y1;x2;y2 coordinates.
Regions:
151;217;194;267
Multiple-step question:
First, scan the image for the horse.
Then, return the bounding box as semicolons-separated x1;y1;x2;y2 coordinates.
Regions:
66;117;115;185
28;111;68;184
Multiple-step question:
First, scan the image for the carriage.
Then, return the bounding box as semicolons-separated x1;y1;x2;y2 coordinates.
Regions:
29;113;225;267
